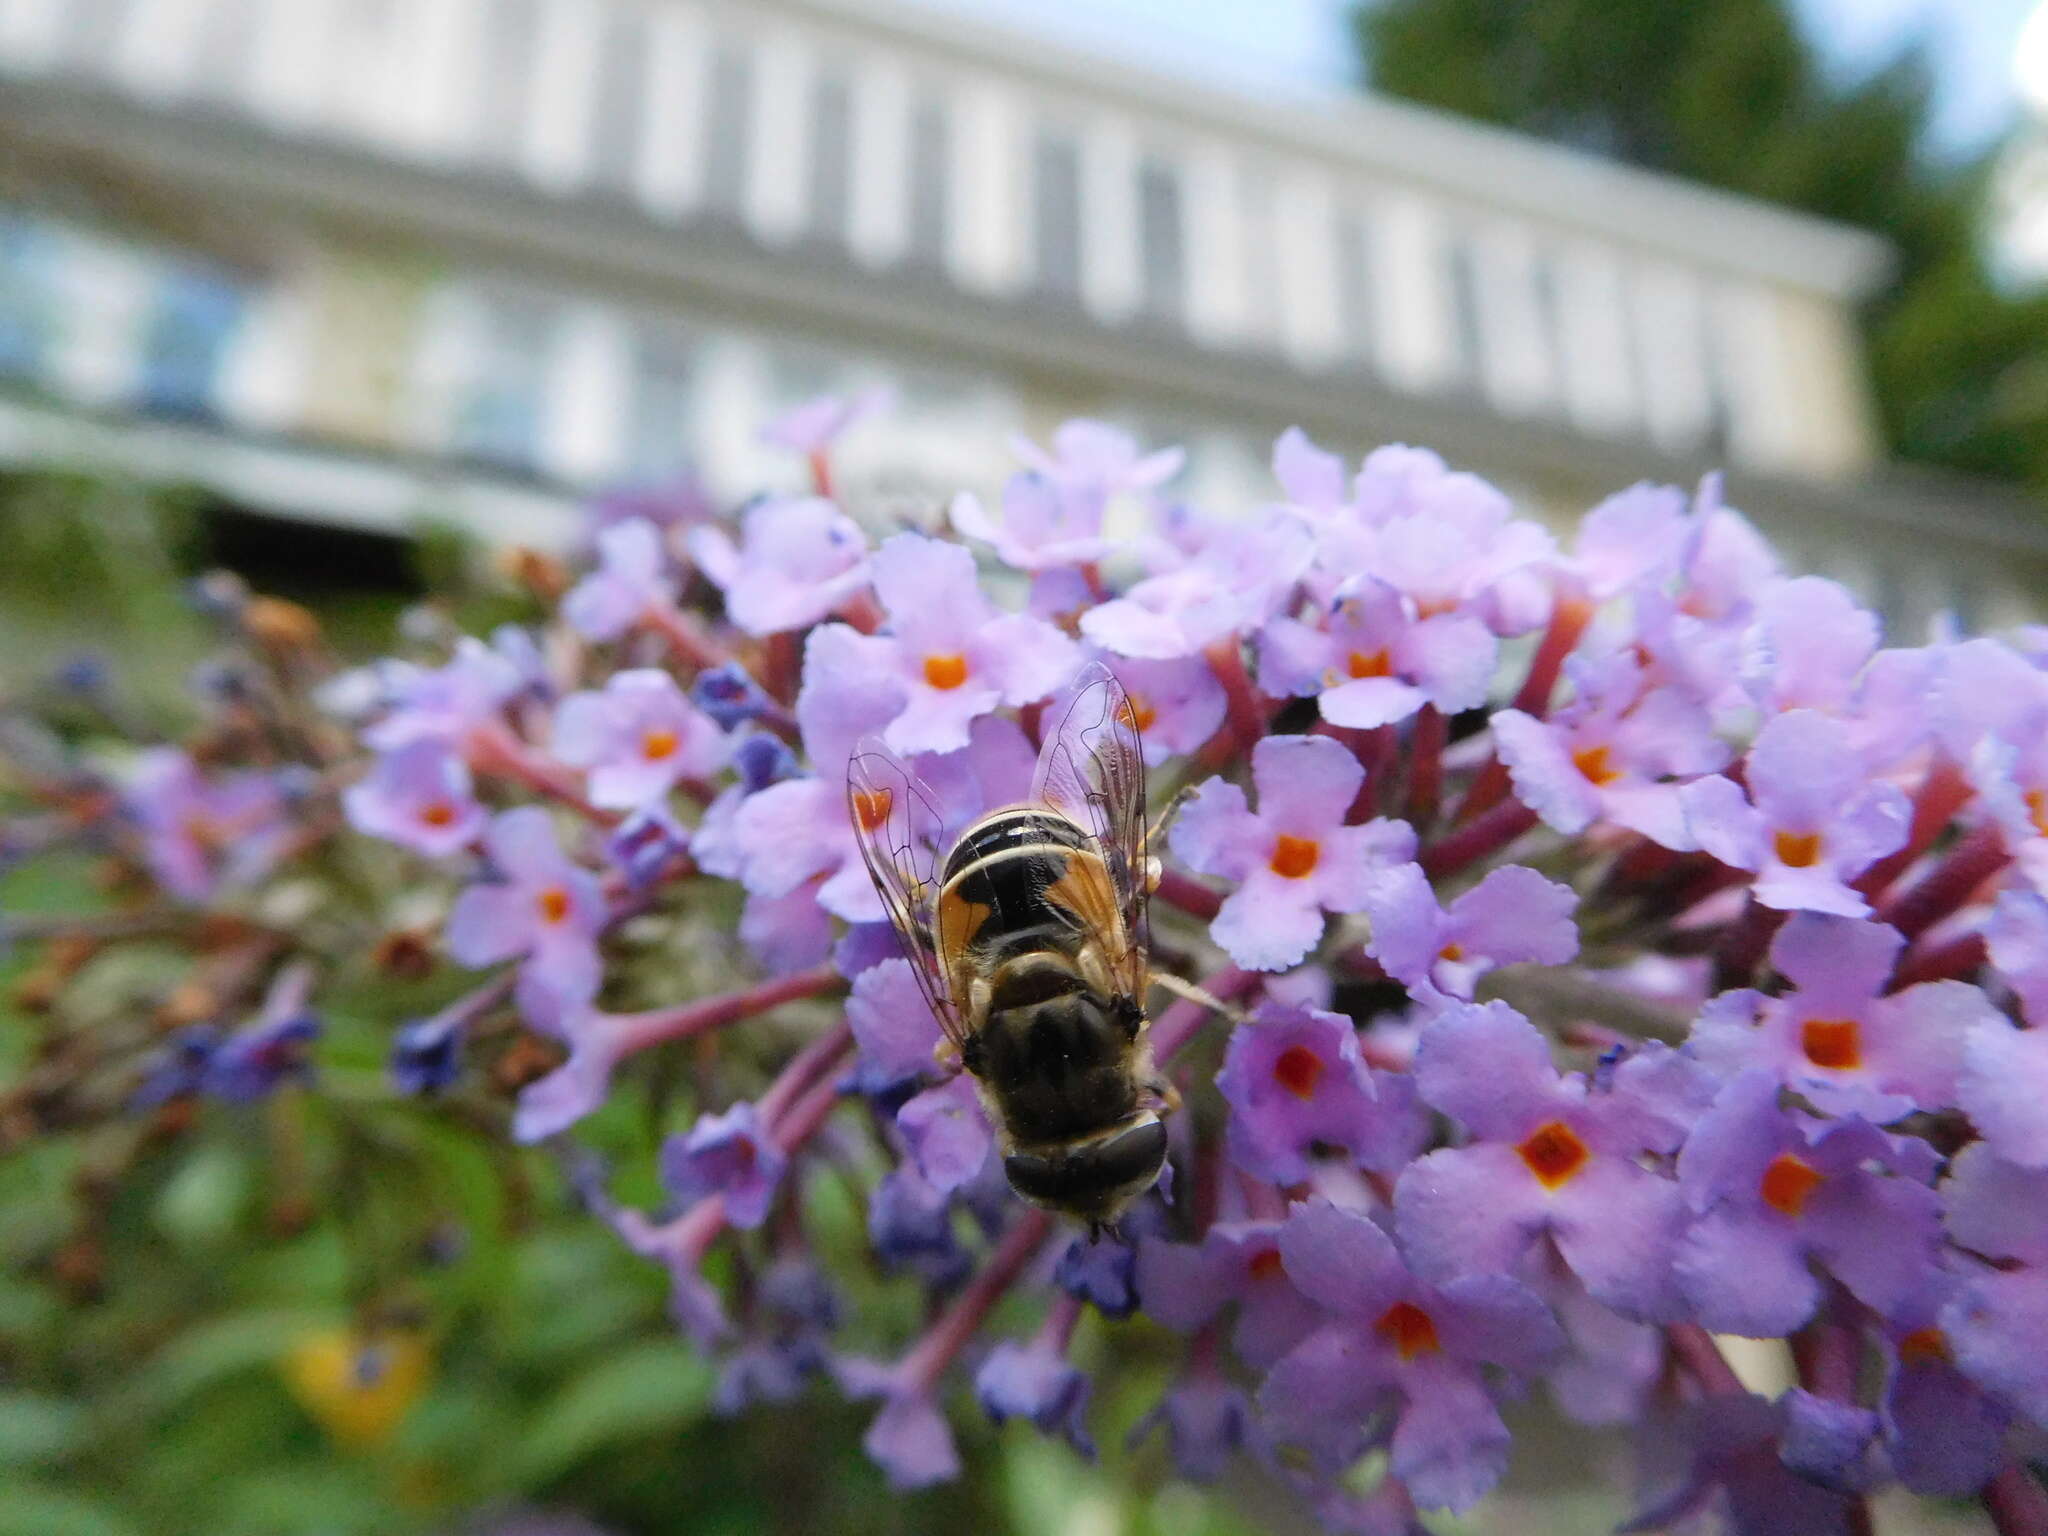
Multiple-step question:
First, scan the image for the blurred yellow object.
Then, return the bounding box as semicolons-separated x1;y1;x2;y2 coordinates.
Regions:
281;1327;430;1449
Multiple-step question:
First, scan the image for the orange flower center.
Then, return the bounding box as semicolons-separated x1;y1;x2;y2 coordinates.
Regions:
922;654;969;690
536;887;572;925
1898;1327;1951;1366
1774;830;1822;869
1801;1018;1862;1071
2028;790;2048;839
418;801;457;829
851;787;894;833
1248;1247;1286;1282
1124;694;1157;733
1437;941;1465;963
641;728;679;761
1760;1153;1824;1217
1573;745;1619;786
1272;1044;1325;1100
1374;1301;1441;1361
1346;649;1393;680
1517;1119;1591;1190
1269;835;1321;879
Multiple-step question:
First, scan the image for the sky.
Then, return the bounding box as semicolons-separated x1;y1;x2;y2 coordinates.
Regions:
911;0;2035;159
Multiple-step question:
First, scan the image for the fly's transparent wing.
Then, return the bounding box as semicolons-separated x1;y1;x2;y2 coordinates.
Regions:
846;740;966;1050
1030;662;1150;998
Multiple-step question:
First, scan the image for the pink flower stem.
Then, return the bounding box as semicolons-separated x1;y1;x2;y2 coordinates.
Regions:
763;631;804;707
1153;869;1222;922
768;1061;847;1154
1856;756;1973;901
604;966;843;1061
466;723;616;826
900;1209;1056;1394
1878;824;2011;942
1035;1290;1085;1355
1665;1324;1744;1397
1150;967;1261;1064
1419;800;1538;880
1711;897;1786;992
1892;931;1988;989
1200;639;1265;769
758;1019;855;1128
808;448;835;500
1987;1464;2048;1536
836;591;884;635
643;601;730;672
1405;706;1447;829
1448;598;1589;829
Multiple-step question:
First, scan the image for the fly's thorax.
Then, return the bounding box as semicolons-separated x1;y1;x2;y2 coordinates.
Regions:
972;965;1146;1150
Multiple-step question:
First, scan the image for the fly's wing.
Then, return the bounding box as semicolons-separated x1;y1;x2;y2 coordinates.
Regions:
1030;662;1150;1000
846;739;967;1052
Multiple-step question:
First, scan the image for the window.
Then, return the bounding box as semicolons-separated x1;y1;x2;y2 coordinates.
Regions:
1136;156;1184;327
703;40;753;222
452;291;555;473
1238;170;1279;349
1445;232;1485;389
1332;207;1374;370
0;215;56;381
137;264;246;420
1031;128;1082;301
626;330;700;481
475;0;541;170
587;7;650;195
806;68;854;246
905;89;950;269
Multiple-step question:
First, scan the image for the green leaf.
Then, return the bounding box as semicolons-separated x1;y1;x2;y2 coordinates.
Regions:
0;1484;145;1536
98;1309;331;1430
0;1392;87;1466
512;1338;713;1486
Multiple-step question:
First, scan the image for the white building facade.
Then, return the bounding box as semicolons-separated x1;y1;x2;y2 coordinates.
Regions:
0;0;2043;630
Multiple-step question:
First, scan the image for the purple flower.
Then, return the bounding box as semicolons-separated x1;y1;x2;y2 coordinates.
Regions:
974;1341;1094;1456
553;669;727;809
1054;1232;1141;1318
604;804;691;891
843;1371;960;1491
1566;483;1691;602
1363;863;1579;1003
1259;578;1497;730
1875;1273;2011;1497
203;1009;321;1103
867;1166;970;1288
1271;426;1352;523
804;533;1079;755
1743;577;1880;717
1065;652;1222;766
1940;1143;2048;1429
1170;735;1416;971
686;497;870;636
1971;725;2048;892
1082;512;1312;660
1135;1220;1323;1370
1010;418;1183;500
1681;710;1910;916
896;1075;994;1193
584;472;715;540
1988;887;2048;1023
950;471;1113;571
125;748;291;903
1129;1377;1259;1483
1620;1393;1860;1536
661;1101;786;1229
689;663;781;731
1493;651;1727;848
1260;1198;1564;1513
1686;914;1990;1123
362;637;521;751
446;808;606;1019
1535;1265;1665;1426
759;387;889;456
1674;1069;1943;1335
343;742;485;857
562;519;675;642
847;958;945;1097
1395;1003;1708;1321
389;1014;463;1096
131;1027;224;1109
1215;1004;1425;1183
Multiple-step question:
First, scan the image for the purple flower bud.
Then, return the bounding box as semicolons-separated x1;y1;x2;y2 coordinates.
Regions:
975;1341;1095;1457
690;663;777;731
660;1101;786;1230
390;1015;463;1096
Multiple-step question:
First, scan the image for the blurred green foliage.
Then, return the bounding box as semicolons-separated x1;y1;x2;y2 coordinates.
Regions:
1353;0;2048;497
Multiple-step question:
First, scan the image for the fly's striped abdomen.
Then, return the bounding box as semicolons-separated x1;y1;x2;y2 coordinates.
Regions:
936;809;1125;969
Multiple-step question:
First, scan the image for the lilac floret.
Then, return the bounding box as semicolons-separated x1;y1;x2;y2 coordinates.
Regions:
1258;577;1497;730
343;742;486;857
1135;1220;1323;1370
1170;735;1416;972
445;807;606;1019
1940;1144;2048;1428
974;1341;1095;1457
660;1101;787;1229
686;496;870;636
1128;1377;1259;1482
1363;862;1578;1003
552;669;727;810
1215;1003;1424;1183
561;519;675;643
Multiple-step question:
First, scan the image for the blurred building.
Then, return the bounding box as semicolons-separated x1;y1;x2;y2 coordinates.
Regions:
1;0;2043;628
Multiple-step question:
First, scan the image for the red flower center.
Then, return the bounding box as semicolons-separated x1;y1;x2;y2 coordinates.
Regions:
922;654;969;690
1760;1153;1824;1217
1269;835;1320;879
1516;1119;1590;1190
1124;694;1157;733
1801;1018;1862;1071
536;887;572;925
1898;1327;1950;1366
1346;649;1393;680
1374;1301;1441;1361
419;801;457;828
1774;830;1822;869
1248;1247;1285;1282
641;728;680;761
1272;1044;1325;1100
1572;745;1619;786
2028;790;2048;839
851;787;894;833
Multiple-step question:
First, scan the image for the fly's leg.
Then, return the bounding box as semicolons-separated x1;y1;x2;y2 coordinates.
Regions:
1148;968;1245;1025
1141;786;1200;891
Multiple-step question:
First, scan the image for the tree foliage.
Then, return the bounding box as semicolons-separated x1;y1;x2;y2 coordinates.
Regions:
1353;0;2048;495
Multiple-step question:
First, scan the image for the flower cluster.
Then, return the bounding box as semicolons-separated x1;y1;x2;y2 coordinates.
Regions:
12;397;2048;1534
